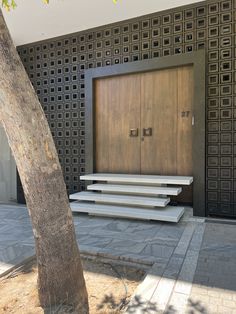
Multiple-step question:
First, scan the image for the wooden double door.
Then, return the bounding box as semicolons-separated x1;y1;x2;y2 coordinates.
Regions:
95;66;193;179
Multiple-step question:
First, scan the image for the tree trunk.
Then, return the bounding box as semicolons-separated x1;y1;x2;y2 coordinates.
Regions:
0;10;89;313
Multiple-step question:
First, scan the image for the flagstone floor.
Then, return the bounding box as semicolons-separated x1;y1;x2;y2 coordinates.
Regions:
0;203;236;313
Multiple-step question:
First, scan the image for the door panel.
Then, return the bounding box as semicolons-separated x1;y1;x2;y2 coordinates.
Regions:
95;66;193;203
140;68;179;175
95;74;141;173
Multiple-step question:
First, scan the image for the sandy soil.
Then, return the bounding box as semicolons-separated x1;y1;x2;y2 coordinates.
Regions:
0;258;144;314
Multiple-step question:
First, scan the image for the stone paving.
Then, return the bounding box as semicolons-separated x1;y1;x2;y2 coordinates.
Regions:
127;220;236;314
0;203;189;272
0;203;236;313
186;222;236;314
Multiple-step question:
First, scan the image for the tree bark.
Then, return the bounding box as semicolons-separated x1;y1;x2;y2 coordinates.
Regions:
0;10;89;313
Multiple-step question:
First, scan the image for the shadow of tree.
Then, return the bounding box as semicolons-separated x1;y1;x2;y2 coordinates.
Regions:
5;256;36;279
187;298;208;314
43;304;76;314
4;257;209;314
125;295;161;314
97;293;178;314
97;294;209;314
96;293;128;312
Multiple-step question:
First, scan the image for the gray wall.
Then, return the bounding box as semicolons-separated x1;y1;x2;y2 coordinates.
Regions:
0;126;16;203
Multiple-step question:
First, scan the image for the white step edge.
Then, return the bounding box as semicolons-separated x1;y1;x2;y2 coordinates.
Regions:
70;202;185;223
80;173;193;185
87;183;182;196
70;191;170;207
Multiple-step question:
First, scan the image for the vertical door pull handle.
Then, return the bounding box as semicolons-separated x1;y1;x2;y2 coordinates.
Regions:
143;128;152;136
130;128;139;137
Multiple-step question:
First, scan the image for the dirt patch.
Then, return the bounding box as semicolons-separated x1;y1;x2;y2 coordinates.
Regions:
0;257;145;314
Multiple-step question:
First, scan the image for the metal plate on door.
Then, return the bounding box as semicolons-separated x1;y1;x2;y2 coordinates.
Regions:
130;128;139;137
143;128;152;136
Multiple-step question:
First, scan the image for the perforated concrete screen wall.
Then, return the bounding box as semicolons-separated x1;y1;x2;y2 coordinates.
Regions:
17;0;236;217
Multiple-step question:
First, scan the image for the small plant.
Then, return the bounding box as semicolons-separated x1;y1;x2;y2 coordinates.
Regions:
2;0;49;10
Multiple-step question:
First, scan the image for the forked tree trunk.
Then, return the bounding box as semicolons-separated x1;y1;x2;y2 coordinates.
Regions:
0;10;89;313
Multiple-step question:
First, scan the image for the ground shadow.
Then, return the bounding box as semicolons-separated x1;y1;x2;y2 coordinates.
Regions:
186;298;208;314
98;293;160;313
41;295;209;314
97;293;190;314
4;256;35;279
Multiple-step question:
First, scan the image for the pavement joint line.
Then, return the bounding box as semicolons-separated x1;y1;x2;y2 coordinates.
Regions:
167;223;206;313
172;223;196;256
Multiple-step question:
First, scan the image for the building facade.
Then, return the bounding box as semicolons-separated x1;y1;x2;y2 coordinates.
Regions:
11;0;236;218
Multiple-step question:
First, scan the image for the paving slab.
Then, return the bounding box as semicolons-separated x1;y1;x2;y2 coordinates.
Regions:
1;203;236;314
0;203;192;277
186;222;236;314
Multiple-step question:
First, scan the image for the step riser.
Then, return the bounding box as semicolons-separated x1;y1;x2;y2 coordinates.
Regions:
70;203;184;223
101;191;168;198
87;184;182;196
81;173;193;185
107;182;168;187
78;201;166;209
70;192;170;207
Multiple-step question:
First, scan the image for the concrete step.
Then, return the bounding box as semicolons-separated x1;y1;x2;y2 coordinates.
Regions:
80;173;193;185
87;183;182;196
70;202;185;223
70;191;170;207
